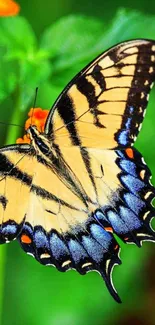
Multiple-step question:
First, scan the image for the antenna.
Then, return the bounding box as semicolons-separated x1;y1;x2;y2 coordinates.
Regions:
31;87;39;126
0;121;24;129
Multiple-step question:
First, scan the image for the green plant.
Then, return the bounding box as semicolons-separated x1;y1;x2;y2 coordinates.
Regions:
0;9;155;325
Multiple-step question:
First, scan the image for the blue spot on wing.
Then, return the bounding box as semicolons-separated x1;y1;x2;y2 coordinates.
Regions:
95;210;109;223
121;174;145;195
1;224;17;236
119;159;137;177
107;208;141;234
34;228;49;249
118;130;129;146
0;221;21;243
116;150;125;158
129;106;134;113
117;107;136;146
82;235;105;263
90;224;112;251
107;210;129;234
125;117;132;129
124;192;146;213
119;206;142;230
49;233;69;260
68;239;88;264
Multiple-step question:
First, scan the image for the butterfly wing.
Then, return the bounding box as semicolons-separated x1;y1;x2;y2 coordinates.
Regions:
0;144;33;243
0;144;121;302
18;148;122;302
45;39;155;148
0;142;155;303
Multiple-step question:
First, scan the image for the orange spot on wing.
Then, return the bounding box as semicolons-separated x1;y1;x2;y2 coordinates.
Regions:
0;0;20;16
124;237;129;241
114;244;119;250
21;234;32;244
125;148;134;159
105;227;113;233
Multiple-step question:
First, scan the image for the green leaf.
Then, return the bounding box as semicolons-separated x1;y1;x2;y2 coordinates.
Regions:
5;57;53;145
19;58;52;109
40;15;104;70
35;81;62;109
0;56;17;103
93;8;155;54
0;16;37;59
42;10;155;87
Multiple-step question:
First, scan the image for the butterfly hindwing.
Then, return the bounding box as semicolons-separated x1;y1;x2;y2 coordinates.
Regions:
0;144;121;301
0;142;155;302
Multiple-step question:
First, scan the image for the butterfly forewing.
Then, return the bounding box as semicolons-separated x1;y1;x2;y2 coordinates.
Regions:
45;39;155;149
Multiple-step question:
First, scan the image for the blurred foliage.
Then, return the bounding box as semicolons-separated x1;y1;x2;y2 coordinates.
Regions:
0;5;155;325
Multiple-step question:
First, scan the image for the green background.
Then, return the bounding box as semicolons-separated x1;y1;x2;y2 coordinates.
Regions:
0;1;155;324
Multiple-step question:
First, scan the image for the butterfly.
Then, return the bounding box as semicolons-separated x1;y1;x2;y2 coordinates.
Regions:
0;39;155;303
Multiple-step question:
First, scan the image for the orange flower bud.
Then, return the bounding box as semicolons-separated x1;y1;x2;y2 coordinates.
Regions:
16;108;49;144
0;0;20;16
25;108;49;132
16;134;30;144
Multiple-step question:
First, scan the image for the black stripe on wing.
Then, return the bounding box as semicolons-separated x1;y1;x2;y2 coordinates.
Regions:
56;94;81;146
0;152;32;185
76;75;105;129
115;43;155;147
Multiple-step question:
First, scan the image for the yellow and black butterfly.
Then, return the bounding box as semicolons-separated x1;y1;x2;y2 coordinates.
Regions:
0;39;155;303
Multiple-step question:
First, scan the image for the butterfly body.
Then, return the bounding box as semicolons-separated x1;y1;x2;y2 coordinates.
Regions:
28;126;50;156
0;39;155;303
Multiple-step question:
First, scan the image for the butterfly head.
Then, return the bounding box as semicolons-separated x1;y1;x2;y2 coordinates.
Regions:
27;125;50;155
27;125;39;139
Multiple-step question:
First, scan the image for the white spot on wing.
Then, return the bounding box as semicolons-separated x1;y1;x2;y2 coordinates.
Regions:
149;67;154;73
40;253;51;259
144;80;149;86
82;262;92;268
152;45;155;51
62;260;71;268
27;252;35;258
141;93;145;99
